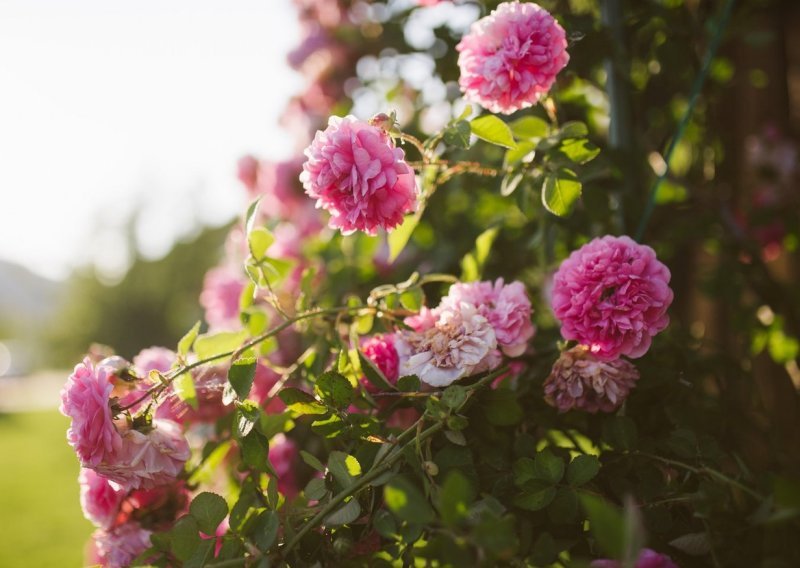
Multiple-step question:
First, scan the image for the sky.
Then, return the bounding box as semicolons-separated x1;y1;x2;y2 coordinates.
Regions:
0;0;303;280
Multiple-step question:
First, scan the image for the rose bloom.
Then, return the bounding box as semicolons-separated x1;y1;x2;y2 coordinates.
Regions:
269;434;299;499
591;548;679;568
155;365;233;425
79;468;127;530
360;334;400;392
551;235;673;361
90;522;153;568
94;419;190;490
456;1;569;114
396;301;498;387
60;358;122;468
443;278;535;357
133;347;176;377
301;115;417;235
199;264;247;331
543;346;639;413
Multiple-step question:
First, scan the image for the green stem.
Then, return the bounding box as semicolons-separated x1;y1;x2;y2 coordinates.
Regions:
634;0;737;241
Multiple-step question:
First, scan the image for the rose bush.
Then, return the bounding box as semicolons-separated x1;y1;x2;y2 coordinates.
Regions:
58;1;800;567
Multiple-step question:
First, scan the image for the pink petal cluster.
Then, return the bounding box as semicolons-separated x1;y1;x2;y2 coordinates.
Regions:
443;278;535;356
90;523;153;568
237;156;306;221
456;1;569;114
133;347;176;376
60;358;121;468
269;433;299;499
396;301;498;387
156;365;234;425
79;468;127;530
590;549;679;568
543;346;639;413
300;115;417;235
551;235;673;360
360;334;400;391
94;419;190;490
199;265;247;331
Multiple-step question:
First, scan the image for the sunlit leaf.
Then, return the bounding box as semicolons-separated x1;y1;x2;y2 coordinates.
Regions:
471;115;517;149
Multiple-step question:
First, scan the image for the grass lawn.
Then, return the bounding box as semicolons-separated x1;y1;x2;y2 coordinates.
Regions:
0;410;93;567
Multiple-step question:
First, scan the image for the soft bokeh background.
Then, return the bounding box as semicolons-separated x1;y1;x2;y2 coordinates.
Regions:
0;1;301;564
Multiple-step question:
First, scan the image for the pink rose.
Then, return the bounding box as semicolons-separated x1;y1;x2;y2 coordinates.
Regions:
269;434;299;499
60;358;121;468
199;265;247;332
456;1;569;114
79;468;126;529
360;334;400;391
301;115;417;235
90;523;153;568
551;236;673;360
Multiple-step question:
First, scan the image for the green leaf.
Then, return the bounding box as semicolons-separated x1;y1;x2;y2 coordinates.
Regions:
315;371;354;408
253;510;279;551
397;375;420;392
387;211;421;263
531;532;558;566
559;138;600;164
245;197;261;235
542;168;582;217
580;493;625;559
373;509;397;539
445;430;467;446
184;539;215;568
471;115;517;149
325;498;361;526
173;373;198;410
248;227;275;260
300;450;325;472
509;116;549;140
438;470;475;526
228;357;257;400
236;400;261;438
399;288;424;311
384;476;435;524
548;487;579;524
279;387;327;416
515;482;557;511
311;414;348;438
475;227;499;266
178;321;201;357
358;349;395;391
567;454;601;486
190;492;228;535
170;516;201;562
534;449;565;484
240;432;272;473
304;477;328;501
558;121;589;139
441;385;467;410
443;120;472;149
500;169;527;195
603;416;638;450
328;451;362;488
513;457;536;486
194;330;248;362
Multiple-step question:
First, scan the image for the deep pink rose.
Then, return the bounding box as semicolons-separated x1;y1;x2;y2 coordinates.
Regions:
60;358;121;468
79;468;126;529
456;1;569;114
551;235;673;360
360;334;400;391
301;115;417;235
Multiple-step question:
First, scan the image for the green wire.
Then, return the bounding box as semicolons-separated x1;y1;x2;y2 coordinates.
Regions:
634;0;737;241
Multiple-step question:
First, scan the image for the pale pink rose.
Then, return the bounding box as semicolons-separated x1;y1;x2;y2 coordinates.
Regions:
91;523;152;568
79;468;126;530
444;279;535;356
396;301;498;387
301;115;418;235
456;1;569;114
543;346;639;413
199;265;247;331
360;334;400;391
60;358;121;468
269;434;298;499
244;157;306;221
591;548;679;568
551;236;673;360
95;419;190;490
133;347;176;376
237;154;260;192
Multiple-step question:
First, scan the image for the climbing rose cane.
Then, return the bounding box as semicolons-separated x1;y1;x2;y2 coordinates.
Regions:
551;235;673;361
300;115;417;235
456;1;569;114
